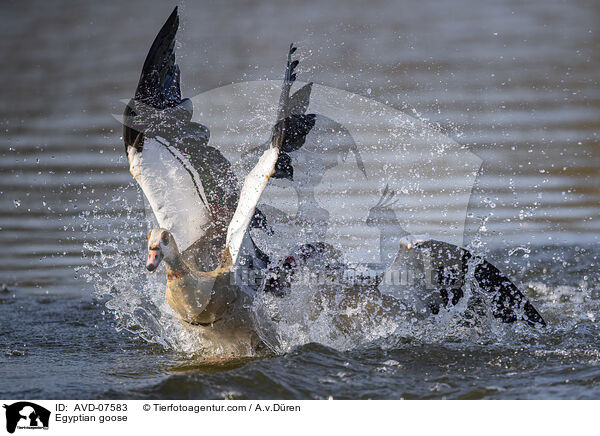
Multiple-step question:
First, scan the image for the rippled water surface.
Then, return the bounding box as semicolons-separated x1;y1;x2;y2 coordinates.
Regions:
1;0;599;399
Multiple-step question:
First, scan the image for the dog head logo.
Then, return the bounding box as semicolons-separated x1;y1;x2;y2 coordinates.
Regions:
3;402;50;434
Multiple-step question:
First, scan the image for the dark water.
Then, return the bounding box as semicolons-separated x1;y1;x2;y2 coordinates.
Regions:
1;0;599;399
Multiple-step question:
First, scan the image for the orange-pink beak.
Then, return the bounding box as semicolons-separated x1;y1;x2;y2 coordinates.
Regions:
146;248;163;272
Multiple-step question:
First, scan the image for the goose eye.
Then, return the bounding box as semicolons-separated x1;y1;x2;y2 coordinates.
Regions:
161;232;170;246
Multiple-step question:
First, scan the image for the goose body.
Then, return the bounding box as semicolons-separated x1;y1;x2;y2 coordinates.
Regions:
146;228;240;325
146;228;263;356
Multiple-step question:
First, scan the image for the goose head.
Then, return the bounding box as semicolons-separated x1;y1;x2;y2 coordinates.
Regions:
146;228;179;272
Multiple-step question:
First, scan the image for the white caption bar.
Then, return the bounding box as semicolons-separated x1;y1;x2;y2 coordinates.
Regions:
0;400;595;435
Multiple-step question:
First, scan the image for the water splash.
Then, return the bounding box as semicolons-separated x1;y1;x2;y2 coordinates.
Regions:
90;81;571;358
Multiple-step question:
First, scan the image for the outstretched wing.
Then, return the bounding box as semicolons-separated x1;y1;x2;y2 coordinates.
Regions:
225;143;280;266
123;7;216;252
400;237;546;327
225;44;299;265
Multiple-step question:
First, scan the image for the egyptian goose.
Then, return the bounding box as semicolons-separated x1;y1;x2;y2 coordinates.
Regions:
123;6;269;270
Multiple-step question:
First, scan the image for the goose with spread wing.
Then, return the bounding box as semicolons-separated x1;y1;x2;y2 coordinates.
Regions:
123;7;268;271
141;43;301;332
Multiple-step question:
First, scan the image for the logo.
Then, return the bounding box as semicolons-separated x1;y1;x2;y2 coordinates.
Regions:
117;80;482;262
3;402;50;434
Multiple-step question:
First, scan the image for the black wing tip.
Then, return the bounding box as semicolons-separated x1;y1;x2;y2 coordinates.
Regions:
135;6;183;108
139;11;179;76
166;6;179;28
160;6;180;43
284;43;300;84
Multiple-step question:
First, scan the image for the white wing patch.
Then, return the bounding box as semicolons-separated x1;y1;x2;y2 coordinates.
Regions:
154;137;212;214
226;147;279;265
129;138;212;251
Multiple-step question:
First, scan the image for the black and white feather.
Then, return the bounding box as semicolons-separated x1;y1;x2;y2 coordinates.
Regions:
123;7;263;268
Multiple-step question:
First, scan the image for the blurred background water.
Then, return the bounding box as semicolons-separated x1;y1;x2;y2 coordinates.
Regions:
0;0;599;399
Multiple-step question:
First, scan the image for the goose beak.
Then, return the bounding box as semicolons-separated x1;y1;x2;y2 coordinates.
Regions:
146;248;163;272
